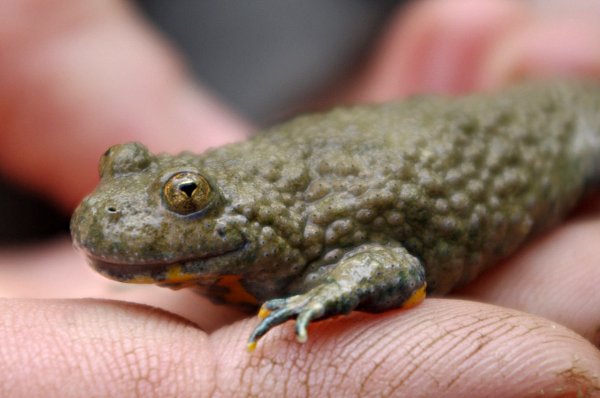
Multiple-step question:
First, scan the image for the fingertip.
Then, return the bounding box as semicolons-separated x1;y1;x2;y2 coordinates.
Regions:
351;0;527;102
481;19;600;89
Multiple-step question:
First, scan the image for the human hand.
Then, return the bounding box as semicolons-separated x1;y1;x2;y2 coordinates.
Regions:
1;0;599;396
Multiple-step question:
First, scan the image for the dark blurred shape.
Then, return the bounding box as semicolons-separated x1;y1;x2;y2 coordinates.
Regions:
0;177;68;245
137;0;405;123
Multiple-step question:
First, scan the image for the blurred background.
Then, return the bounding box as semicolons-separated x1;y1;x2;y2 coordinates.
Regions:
3;0;599;246
0;0;407;245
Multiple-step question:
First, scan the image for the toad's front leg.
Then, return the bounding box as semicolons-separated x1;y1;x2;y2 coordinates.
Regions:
247;243;427;351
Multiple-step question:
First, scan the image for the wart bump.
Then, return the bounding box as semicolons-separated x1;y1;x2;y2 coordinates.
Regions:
99;142;153;178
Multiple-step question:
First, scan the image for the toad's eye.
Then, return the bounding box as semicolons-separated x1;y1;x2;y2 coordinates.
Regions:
163;172;212;215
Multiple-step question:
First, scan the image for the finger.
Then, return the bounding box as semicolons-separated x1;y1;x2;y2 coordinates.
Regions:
459;216;600;346
331;0;527;104
481;15;600;89
0;238;246;332
222;299;600;396
0;0;251;210
2;299;598;397
0;299;216;397
331;0;600;106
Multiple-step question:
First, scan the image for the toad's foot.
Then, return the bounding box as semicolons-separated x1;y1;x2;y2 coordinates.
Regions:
247;243;427;352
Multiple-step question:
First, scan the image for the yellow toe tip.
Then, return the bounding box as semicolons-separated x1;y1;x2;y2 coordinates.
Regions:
258;307;271;320
247;341;257;353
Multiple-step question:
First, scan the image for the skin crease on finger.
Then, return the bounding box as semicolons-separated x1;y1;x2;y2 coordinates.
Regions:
0;299;598;397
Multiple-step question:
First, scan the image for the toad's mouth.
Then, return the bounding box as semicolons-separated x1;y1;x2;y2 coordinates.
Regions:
82;241;248;285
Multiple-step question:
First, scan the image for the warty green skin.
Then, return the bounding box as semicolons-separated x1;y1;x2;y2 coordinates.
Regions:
71;80;600;346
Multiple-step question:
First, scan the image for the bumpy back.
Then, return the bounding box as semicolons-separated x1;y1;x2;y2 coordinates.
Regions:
204;81;600;294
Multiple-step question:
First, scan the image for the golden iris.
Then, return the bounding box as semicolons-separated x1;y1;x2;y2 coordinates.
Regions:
163;172;212;215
